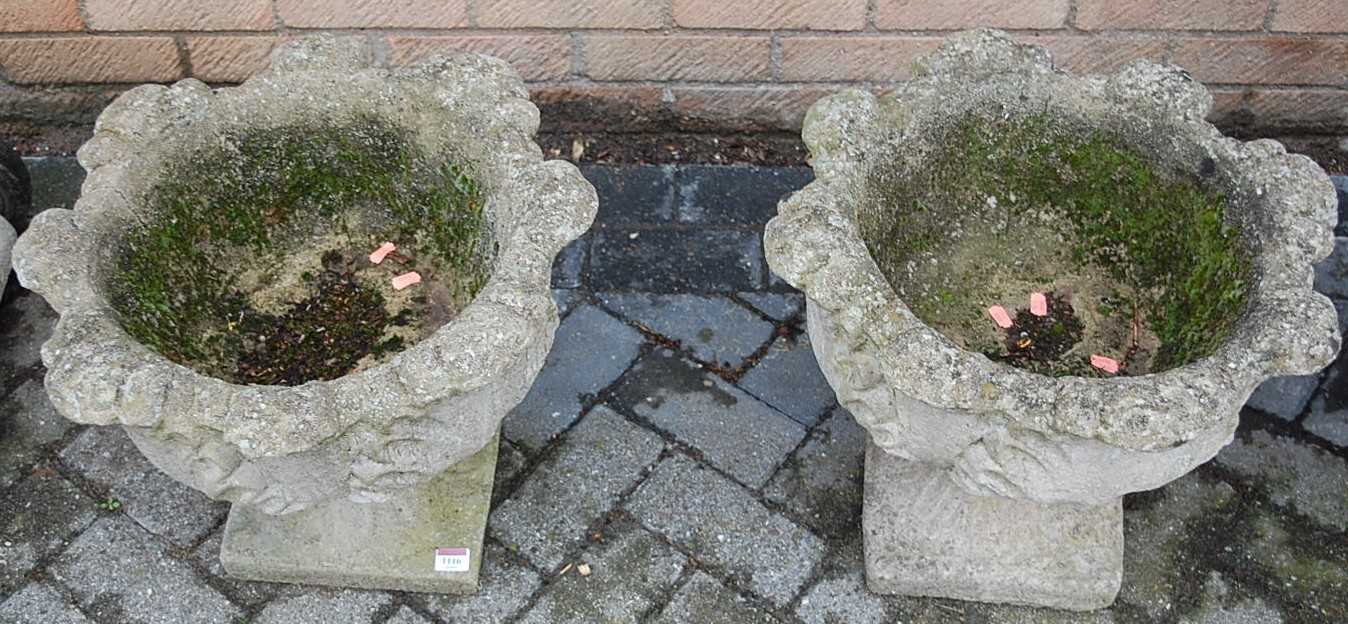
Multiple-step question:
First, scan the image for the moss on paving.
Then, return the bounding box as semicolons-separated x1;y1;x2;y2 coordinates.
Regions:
110;115;489;385
863;114;1251;374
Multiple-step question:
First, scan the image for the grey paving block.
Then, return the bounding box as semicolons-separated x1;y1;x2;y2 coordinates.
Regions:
612;349;804;488
796;537;951;624
796;569;892;624
0;291;57;387
1;379;71;488
502;305;642;451
0;470;96;592
584;165;675;225
1314;237;1348;299
551;234;589;289
737;292;804;323
551;288;583;319
1305;352;1348;446
650;572;781;624
0;582;93;624
192;530;286;608
627;454;825;607
1304;406;1348;447
597;292;775;368
50;515;241;624
421;541;542;623
676;165;811;226
1171;572;1284;624
385;605;433;624
738;332;837;426
1118;472;1238;620
1216;430;1348;531
491;406;663;570
515;516;686;624
1244;375;1319;421
255;588;392;624
588;228;765;293
765;408;865;536
59;426;228;547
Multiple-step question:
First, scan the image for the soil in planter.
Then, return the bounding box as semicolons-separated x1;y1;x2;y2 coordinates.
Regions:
995;292;1085;374
863;113;1251;376
109;116;492;386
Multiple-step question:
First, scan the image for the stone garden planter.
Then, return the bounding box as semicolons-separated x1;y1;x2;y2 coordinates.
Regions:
764;30;1341;610
12;36;596;592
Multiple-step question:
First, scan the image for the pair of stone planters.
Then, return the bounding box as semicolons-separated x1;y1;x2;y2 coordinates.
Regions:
13;36;596;593
10;28;1341;609
766;30;1341;610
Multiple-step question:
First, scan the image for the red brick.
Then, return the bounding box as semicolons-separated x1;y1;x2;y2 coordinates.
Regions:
1272;0;1348;33
669;86;837;131
85;0;273;31
1171;37;1348;86
1034;36;1168;75
0;0;82;32
1075;0;1267;31
0;37;182;84
780;37;940;82
477;0;664;29
874;0;1069;30
1244;88;1348;129
186;36;278;83
673;0;867;30
584;36;771;82
277;0;467;28
388;35;572;81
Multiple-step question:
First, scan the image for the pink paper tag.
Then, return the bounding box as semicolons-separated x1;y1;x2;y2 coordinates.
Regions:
434;547;470;572
369;242;396;264
988;306;1013;329
1090;354;1120;374
1030;292;1048;317
392;272;422;290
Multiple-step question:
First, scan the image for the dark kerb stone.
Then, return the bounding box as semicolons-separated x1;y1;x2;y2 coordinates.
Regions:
583;165;675;226
676;165;812;226
588;229;764;293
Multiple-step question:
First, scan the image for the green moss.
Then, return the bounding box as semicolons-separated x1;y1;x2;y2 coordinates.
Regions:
865;114;1251;372
110;115;489;383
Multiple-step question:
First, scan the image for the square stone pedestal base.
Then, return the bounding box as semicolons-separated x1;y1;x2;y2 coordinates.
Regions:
862;442;1123;611
220;436;498;594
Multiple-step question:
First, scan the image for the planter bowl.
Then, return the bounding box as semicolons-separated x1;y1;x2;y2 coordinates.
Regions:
764;29;1340;609
12;36;597;516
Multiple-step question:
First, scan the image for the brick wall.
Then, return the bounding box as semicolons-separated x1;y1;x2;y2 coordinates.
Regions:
0;0;1346;138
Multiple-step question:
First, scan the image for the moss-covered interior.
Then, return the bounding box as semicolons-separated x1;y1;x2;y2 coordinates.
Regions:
108;115;492;386
860;113;1251;375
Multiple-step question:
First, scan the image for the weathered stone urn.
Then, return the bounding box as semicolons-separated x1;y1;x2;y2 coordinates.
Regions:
12;36;596;592
764;30;1341;610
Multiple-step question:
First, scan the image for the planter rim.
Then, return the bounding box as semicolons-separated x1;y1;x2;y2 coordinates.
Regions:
12;35;598;461
764;29;1341;452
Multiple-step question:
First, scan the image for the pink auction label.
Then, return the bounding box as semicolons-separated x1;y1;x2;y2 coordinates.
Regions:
434;547;470;572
